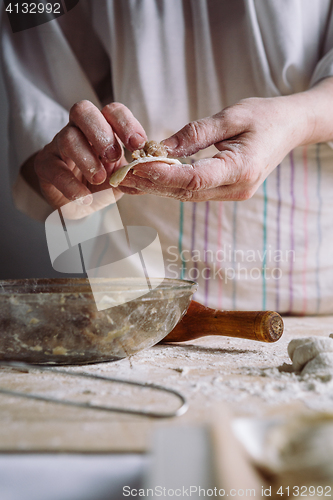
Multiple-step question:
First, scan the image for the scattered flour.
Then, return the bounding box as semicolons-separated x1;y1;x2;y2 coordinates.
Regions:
227;335;333;410
76;333;333;413
127;334;333;412
2;331;333;417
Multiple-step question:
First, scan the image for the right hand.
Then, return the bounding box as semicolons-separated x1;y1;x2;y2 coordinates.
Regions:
34;100;147;210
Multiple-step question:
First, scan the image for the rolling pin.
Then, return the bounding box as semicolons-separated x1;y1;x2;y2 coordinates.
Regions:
163;301;284;343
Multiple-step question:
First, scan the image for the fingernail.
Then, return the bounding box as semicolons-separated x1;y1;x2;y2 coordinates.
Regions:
74;194;93;206
92;170;106;184
129;133;146;150
105;143;121;161
121;178;137;188
162;136;179;151
132;169;150;179
83;194;93;205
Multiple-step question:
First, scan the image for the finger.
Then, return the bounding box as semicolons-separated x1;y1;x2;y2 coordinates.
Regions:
39;181;72;210
35;154;93;203
130;155;241;191
162;111;246;157
102;102;147;151
169;184;252;202
56;125;106;185
119;175;244;202
118;186;147;196
69;100;123;162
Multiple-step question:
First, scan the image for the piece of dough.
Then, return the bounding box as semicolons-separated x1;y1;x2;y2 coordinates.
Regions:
288;336;333;373
287;337;317;360
264;413;333;484
109;156;182;187
109;140;182;187
301;352;333;376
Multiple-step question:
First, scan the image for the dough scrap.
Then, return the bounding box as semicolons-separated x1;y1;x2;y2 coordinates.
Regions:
264;413;333;484
109;157;182;187
301;352;333;376
109;140;182;187
288;335;333;374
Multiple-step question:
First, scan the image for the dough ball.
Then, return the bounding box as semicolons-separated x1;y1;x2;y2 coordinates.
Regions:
288;337;317;360
301;352;333;377
288;337;333;372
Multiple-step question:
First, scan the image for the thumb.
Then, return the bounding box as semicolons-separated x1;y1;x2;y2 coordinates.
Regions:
162;111;245;158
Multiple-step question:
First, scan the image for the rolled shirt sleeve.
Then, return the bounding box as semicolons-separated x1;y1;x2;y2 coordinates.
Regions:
310;7;333;150
310;4;333;87
0;3;110;219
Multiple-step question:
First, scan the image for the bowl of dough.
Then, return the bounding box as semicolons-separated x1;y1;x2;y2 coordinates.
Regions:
0;278;197;365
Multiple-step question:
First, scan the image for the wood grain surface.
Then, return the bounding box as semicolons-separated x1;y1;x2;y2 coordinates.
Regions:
0;315;332;452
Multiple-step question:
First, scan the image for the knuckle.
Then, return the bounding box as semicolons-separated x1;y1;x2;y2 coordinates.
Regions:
52;170;69;188
185;172;205;191
179;190;195;201
237;163;261;189
235;188;255;201
216;102;253;131
69;100;92;122
185;120;206;144
103;101;126;115
216;108;232;126
57;127;79;152
56;128;67;149
214;107;239;133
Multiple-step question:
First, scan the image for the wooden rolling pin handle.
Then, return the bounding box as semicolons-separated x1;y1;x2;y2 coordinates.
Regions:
163;301;284;343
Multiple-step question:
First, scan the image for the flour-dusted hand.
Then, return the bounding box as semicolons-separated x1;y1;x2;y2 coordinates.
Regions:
119;81;333;201
33;101;147;209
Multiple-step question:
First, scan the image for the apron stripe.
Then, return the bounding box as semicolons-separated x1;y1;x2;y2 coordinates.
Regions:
178;201;186;279
191;203;198;299
262;178;268;310
276;164;281;312
218;201;223;309
289;151;295;313
204;201;210;305
191;202;196;251
191;202;197;272
302;146;309;314
316;144;322;313
232;201;238;310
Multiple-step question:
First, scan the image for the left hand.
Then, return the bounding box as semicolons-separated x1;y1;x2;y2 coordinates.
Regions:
119;96;308;201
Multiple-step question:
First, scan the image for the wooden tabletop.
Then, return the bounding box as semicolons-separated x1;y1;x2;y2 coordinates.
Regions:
0;315;332;452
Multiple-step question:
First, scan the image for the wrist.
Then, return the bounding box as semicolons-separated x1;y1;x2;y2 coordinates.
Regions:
276;93;313;149
280;77;333;147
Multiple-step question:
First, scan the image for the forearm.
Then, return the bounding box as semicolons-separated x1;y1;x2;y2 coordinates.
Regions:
282;76;333;147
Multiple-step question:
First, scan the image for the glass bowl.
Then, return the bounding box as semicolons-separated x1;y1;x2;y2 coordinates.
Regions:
0;278;197;365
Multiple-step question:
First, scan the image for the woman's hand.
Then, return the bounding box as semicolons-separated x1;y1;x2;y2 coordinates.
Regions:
33;100;147;209
119;94;317;201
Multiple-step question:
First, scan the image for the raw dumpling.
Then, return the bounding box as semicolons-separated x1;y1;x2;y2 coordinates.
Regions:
109;140;182;187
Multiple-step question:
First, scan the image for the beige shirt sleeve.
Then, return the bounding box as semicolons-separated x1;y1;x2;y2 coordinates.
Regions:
0;2;111;219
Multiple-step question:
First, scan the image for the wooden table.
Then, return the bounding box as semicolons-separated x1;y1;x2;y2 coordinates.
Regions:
0;315;332;452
